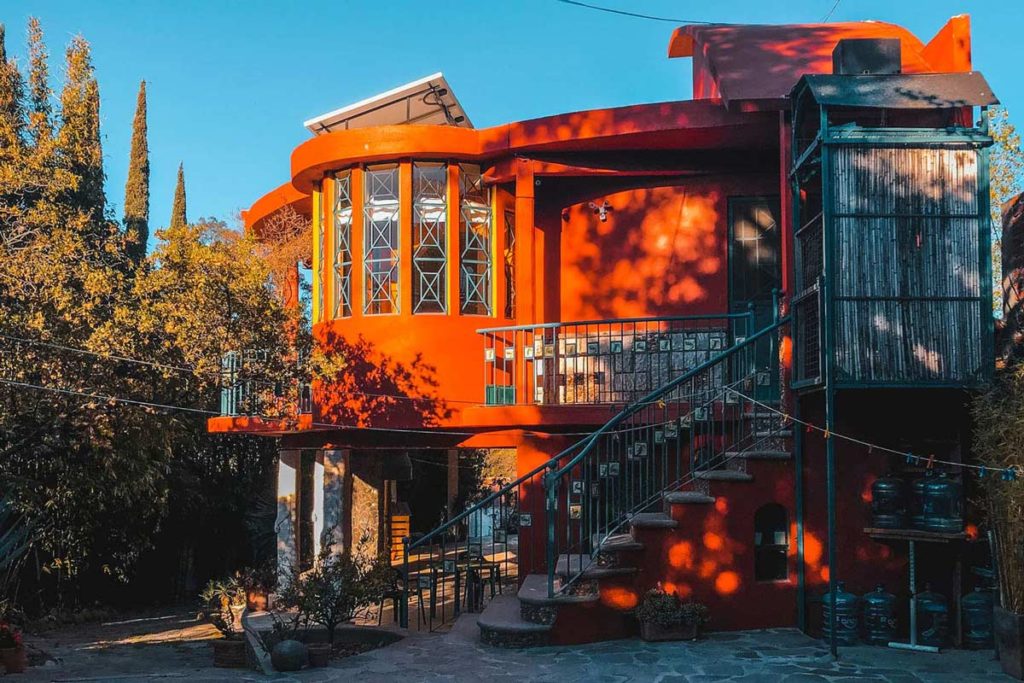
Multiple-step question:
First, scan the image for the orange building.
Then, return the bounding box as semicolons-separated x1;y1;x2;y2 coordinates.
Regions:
211;17;998;648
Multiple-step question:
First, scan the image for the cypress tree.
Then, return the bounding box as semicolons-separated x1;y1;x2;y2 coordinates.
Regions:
26;17;51;144
170;162;187;229
123;80;149;263
58;34;105;225
0;23;26;148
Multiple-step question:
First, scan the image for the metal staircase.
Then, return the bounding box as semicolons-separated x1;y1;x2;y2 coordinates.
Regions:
399;313;790;645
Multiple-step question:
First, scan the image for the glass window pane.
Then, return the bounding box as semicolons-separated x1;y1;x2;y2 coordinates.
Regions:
412;163;447;314
459;164;491;316
363;164;400;315
334;171;353;318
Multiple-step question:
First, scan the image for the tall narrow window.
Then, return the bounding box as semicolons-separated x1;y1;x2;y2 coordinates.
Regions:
412;163;447;314
334;171;353;318
754;503;789;582
363;164;400;315
503;207;515;319
459;164;491;316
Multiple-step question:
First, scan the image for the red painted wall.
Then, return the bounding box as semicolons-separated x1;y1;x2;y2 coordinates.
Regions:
555;175;777;321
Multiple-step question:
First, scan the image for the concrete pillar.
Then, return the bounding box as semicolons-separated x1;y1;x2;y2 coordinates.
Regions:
447;449;459;519
321;449;350;556
312;453;325;561
350;452;383;563
275;450;300;586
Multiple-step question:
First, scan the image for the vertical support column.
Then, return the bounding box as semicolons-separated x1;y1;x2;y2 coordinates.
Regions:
276;449;300;586
351;168;365;316
514;159;536;323
311;187;322;324
322;449;351;555
322;176;335;321
399;161;413;316
447;449;459;521
448;164;462;314
312;451;326;561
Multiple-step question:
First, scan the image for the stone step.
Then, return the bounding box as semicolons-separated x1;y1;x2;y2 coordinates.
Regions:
628;512;679;529
727;449;792;460
478;594;552;648
664;491;716;505
693;469;754;482
753;429;793;439
554;553;637;580
517;573;598;607
594;533;644;553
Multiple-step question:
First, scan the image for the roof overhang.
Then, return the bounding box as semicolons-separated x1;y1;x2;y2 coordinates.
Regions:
798;71;998;109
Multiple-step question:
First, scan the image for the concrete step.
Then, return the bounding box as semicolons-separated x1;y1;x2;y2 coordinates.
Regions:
595;533;644;553
726;449;791;460
478;594;551;648
753;430;793;439
628;512;679;529
554;553;637;580
693;469;754;482
517;573;598;607
664;491;716;505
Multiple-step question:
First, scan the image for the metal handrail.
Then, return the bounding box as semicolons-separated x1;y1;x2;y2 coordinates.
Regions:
476;311;753;334
547;316;790;481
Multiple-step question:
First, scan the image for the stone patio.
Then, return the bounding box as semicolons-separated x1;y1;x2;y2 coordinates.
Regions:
19;607;1010;682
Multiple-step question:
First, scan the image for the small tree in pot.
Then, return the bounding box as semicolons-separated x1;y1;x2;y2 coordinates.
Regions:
200;578;248;668
636;585;709;642
237;562;276;612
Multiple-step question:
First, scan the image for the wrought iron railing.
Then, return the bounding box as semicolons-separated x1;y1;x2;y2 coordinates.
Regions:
399;301;786;631
543;314;788;598
219;349;311;417
477;311;757;406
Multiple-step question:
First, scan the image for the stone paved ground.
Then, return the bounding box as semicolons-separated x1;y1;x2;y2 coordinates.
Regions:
19;608;1010;682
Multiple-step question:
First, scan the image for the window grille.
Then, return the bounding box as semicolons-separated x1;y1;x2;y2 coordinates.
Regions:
412;163;447;313
459;164;491;316
363;165;400;315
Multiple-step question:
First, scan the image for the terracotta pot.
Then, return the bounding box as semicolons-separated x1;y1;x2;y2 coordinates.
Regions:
995;605;1024;680
639;620;699;642
211;637;247;668
1;646;29;674
307;642;331;668
245;589;268;612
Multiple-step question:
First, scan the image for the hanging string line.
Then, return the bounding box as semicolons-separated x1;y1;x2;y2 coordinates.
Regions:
728;388;1021;480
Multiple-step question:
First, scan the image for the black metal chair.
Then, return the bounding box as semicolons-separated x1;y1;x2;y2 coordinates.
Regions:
378;567;426;627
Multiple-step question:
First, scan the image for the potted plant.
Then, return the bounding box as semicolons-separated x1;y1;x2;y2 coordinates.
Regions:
974;373;1024;679
636;585;709;642
200;578;248;668
273;531;390;668
0;621;27;674
238;563;276;612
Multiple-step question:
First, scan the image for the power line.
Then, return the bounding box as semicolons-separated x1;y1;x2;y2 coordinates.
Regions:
554;0;717;25
730;388;1021;480
822;0;842;22
0;333;198;375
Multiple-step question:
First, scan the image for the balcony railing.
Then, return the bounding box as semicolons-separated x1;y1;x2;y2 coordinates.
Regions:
220;349;312;418
477;310;758;406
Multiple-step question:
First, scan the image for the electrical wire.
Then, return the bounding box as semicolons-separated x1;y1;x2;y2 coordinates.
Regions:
0;333;197;375
821;0;841;22
730;388;1021;479
554;0;718;25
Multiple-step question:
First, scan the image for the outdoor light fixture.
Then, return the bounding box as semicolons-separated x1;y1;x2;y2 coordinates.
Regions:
588;200;613;222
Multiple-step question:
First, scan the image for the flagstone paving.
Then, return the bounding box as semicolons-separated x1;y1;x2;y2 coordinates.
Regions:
21;608;1010;682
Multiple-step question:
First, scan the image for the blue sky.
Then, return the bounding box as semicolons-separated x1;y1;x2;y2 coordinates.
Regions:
3;1;1021;251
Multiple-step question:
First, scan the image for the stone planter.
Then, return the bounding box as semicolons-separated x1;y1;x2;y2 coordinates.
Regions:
0;645;28;674
211;637;247;668
245;589;268;612
307;642;331;668
639;620;699;642
995;605;1024;680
